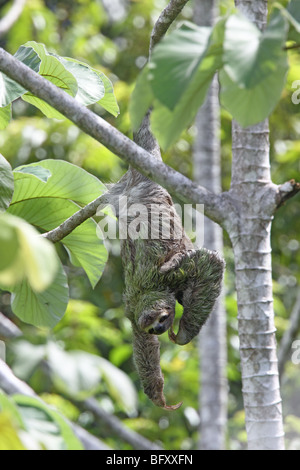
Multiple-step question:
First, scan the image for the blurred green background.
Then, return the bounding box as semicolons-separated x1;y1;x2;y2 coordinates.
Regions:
0;0;299;450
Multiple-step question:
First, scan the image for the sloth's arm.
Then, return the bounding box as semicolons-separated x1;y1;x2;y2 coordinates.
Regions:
161;249;225;346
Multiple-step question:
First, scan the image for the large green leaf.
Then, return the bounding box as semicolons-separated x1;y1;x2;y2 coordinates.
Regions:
46;343;138;413
12;159;106;205
223;11;288;88
0;154;14;211
10;160;108;287
21;42;78;119
11;263;68;328
149;22;213;110
281;0;300;42
0;46;41;107
0;212;59;292
95;69;120;117
13;394;83;450
130;19;225;149
0;104;11;130
9;197;108;288
150;20;225;149
50;55;105;106
54;56;119;116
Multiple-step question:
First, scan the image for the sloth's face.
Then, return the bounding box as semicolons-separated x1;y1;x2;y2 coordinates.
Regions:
137;293;176;336
146;306;175;335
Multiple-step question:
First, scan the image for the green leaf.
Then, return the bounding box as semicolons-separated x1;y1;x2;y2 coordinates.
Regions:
0;154;14;211
51;56;105;106
14;165;51;183
9;197;108;289
12;159;106;205
13;394;83;450
47;343;103;397
0;104;11;130
53;56;119;116
95;70;120;117
21;42;78;119
149;20;225;149
219;57;288;128
223;11;288;88
220;10;289;127
279;0;300;42
0;212;59;292
47;344;138;413
10;160;108;287
149;22;213;110
11;262;68;328
0;46;41;107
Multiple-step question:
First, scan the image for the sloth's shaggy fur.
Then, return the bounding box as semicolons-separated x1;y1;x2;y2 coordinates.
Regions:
106;116;225;409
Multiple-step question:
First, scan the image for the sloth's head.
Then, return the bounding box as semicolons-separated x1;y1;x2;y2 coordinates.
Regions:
136;291;176;335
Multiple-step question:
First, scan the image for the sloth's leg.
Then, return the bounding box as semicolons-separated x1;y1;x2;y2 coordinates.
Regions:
164;249;225;345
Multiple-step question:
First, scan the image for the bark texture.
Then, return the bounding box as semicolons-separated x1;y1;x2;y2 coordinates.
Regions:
230;118;285;449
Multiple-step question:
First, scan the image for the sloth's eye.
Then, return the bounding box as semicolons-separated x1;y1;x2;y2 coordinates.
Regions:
159;314;168;324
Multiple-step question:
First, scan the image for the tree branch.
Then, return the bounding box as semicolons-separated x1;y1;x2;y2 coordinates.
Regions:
0;47;227;227
42;193;108;243
0;0;26;37
276;179;300;210
150;0;190;52
0;312;22;339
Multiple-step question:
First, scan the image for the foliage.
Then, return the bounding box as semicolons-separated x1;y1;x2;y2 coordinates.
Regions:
0;0;299;451
130;2;299;149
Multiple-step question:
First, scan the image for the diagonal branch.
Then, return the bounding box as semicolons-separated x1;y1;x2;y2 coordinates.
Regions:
150;0;191;52
0;47;228;228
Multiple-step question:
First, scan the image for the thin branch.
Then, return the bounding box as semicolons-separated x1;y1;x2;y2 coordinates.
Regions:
0;0;26;37
150;0;190;52
42;193;108;243
283;43;300;51
0;47;228;227
276;179;300;209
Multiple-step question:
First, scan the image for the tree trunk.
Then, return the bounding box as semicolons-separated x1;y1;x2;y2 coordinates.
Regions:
229;1;285;447
194;0;227;451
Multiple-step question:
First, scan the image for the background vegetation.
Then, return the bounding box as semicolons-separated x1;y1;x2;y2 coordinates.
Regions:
0;0;299;450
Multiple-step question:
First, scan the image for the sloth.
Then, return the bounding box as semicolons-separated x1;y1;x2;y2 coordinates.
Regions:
105;115;225;409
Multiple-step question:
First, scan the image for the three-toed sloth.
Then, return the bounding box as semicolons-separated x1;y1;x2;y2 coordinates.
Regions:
106;162;225;409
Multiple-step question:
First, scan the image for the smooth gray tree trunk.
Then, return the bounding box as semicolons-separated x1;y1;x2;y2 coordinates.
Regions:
194;0;228;451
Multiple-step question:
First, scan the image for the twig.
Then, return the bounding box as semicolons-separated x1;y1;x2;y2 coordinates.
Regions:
42;193;108;243
0;0;26;37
